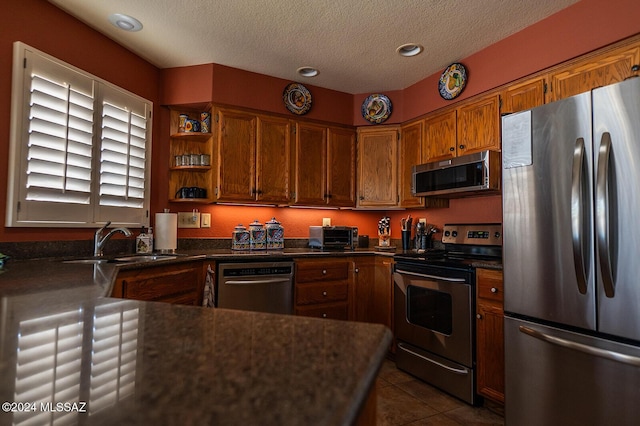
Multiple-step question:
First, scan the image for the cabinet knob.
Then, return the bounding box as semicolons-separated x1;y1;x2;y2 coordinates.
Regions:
632;64;639;72
476;314;482;319
322;269;327;275
354;268;359;273
322;313;327;318
322;291;328;296
459;144;465;149
491;287;498;293
449;147;455;152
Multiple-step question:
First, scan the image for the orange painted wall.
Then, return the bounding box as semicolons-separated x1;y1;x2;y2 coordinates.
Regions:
2;0;640;243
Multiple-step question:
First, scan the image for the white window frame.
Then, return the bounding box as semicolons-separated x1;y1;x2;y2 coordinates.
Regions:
7;42;152;228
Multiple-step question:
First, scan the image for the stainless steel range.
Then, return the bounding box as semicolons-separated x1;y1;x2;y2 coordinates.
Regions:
393;223;502;405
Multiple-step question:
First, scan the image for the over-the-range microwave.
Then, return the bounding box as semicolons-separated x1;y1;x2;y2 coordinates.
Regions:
412;150;501;198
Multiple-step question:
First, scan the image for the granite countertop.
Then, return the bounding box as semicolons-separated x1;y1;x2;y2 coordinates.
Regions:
0;259;392;425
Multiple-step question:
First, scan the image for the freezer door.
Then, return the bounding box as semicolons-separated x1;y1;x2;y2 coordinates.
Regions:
505;316;640;426
593;78;640;342
502;93;596;330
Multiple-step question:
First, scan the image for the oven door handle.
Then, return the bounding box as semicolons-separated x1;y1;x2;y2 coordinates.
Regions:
398;343;469;375
223;278;291;285
395;269;467;283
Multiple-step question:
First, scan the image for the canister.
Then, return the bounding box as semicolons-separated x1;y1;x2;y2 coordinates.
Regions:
232;224;250;251
249;219;266;250
266;217;284;250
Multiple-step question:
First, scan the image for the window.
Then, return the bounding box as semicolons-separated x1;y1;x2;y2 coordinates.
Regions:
7;42;152;227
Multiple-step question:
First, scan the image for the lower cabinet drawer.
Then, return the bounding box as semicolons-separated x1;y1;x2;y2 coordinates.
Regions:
295;282;348;305
295;302;349;320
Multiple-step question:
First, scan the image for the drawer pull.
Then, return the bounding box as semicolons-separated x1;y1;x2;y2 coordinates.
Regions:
322;313;327;318
491;287;498;293
476;314;482;319
322;291;328;296
322;269;327;275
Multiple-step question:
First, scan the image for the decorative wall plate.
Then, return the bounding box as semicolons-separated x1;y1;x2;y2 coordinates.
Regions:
361;94;392;124
438;63;467;100
283;83;312;115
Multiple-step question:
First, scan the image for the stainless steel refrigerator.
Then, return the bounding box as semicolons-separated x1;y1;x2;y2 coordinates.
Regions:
501;77;640;426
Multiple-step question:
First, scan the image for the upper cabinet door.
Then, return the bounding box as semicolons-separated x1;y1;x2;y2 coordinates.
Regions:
256;115;291;204
399;120;424;208
456;94;501;155
422;109;457;163
292;122;327;206
549;45;640;102
216;108;256;202
327;127;356;207
501;77;546;114
356;127;399;208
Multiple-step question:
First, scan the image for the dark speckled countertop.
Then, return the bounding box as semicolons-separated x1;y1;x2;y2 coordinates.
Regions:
0;257;392;425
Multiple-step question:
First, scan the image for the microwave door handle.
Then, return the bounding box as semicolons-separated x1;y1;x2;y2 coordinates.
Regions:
596;132;615;298
394;269;467;283
571;137;588;294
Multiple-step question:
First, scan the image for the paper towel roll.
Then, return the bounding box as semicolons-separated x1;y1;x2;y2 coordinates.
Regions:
155;212;177;253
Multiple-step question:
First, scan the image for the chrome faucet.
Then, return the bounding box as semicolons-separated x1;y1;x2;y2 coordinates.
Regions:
94;221;133;257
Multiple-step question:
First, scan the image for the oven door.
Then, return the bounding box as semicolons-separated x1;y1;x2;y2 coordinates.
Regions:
393;265;474;367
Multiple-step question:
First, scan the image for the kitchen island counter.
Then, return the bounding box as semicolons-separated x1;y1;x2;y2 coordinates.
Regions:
0;261;392;425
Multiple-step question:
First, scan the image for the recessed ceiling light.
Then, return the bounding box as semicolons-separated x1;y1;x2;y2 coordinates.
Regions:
297;67;319;78
396;43;424;57
108;13;143;32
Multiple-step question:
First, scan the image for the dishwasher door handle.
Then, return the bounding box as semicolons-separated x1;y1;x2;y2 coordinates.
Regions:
224;278;291;285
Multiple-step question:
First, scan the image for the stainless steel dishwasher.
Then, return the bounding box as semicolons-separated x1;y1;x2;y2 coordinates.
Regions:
216;261;294;314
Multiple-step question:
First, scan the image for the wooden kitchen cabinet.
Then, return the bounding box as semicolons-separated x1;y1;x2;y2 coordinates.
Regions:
476;268;505;404
501;76;547;114
356;126;399;208
111;260;206;306
548;44;640;102
326;127;356;207
294;258;351;320
352;256;393;330
456;93;501;156
255;115;291;204
215;107;290;204
422;108;458;162
215;108;257;202
399;120;425;208
291;123;356;207
291;122;327;206
168;105;215;203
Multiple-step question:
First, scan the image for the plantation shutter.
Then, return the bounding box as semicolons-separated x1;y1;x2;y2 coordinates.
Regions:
95;85;151;225
17;49;95;223
7;42;152;227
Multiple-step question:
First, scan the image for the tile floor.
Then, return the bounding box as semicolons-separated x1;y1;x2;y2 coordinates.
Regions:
375;359;504;426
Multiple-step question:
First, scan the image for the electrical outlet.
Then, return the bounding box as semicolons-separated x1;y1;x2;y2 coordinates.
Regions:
201;213;211;228
178;211;200;228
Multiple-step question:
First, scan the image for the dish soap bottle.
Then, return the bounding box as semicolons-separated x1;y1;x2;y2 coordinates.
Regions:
136;227;152;254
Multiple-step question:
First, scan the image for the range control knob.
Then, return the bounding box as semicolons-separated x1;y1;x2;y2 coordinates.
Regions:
494;231;501;238
452;231;458;237
444;230;451;237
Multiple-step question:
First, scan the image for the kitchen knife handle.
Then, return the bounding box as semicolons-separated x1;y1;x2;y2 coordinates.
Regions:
596;132;615;298
571;137;588;295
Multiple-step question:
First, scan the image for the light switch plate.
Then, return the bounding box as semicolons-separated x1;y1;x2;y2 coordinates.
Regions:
201;213;211;228
178;212;200;228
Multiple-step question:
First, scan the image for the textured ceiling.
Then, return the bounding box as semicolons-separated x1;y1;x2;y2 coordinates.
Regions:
47;0;578;94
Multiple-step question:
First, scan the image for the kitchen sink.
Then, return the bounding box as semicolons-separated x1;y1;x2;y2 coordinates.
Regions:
63;258;113;264
63;254;177;265
113;255;177;262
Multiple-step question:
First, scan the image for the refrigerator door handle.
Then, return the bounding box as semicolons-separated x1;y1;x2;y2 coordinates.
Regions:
596;132;615;297
571;137;588;294
519;326;640;367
